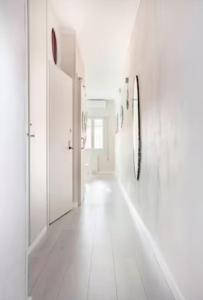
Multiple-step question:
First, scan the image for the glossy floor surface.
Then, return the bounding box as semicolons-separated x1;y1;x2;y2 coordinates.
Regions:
29;176;174;300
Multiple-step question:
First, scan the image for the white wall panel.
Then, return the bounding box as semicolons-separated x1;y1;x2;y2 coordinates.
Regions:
117;1;203;299
0;0;27;298
29;0;47;244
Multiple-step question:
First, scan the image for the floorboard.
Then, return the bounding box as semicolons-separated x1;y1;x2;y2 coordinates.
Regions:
29;176;174;300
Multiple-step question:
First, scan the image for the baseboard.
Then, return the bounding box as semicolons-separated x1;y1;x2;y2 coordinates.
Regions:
118;180;185;300
28;226;47;256
98;171;115;174
73;201;79;208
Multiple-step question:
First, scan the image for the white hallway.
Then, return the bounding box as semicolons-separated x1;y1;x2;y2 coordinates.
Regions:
1;1;203;300
29;177;174;300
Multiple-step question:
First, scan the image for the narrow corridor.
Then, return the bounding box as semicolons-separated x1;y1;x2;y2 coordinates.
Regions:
2;1;203;299
29;176;174;300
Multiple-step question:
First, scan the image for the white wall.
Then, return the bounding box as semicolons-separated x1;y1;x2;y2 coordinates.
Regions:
0;0;27;299
47;4;76;77
60;31;76;77
117;1;203;299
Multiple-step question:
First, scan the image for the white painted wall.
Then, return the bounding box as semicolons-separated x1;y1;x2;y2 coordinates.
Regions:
47;4;77;77
76;45;85;78
116;1;203;299
60;31;76;77
0;0;27;299
29;0;47;244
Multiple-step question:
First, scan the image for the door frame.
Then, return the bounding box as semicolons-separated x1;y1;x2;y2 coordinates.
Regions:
73;75;83;206
25;0;30;298
25;0;49;298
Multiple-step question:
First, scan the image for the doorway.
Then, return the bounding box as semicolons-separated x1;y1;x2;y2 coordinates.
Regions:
84;100;115;181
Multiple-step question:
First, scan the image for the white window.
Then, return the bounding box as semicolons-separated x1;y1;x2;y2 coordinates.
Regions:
94;119;104;149
86;119;92;149
85;118;104;150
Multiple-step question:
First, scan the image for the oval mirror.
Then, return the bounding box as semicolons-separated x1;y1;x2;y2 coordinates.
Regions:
51;29;57;64
133;75;141;180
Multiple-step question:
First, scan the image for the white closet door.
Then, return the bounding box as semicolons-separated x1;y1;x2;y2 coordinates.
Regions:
49;63;73;224
29;0;47;244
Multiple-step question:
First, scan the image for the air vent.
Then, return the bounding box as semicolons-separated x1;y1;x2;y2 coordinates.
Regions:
87;100;106;109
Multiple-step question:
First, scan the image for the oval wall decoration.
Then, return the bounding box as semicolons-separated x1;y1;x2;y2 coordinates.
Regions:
133;75;142;181
51;29;57;64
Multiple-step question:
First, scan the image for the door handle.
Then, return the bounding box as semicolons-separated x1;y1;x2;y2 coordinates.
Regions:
81;137;86;150
68;140;73;150
27;133;35;138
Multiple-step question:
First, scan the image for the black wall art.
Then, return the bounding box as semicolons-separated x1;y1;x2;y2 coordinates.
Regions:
133;75;142;180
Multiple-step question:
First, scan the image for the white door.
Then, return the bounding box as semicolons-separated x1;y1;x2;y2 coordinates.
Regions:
29;0;47;244
49;63;73;224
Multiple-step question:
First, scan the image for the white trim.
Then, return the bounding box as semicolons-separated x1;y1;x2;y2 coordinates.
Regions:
28;227;47;256
118;180;185;300
73;201;79;208
25;0;30;299
46;1;50;228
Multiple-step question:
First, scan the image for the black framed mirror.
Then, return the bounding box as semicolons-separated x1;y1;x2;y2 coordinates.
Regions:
51;28;57;64
133;75;142;180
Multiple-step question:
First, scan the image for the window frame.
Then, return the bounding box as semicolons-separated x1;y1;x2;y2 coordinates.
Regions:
85;117;105;151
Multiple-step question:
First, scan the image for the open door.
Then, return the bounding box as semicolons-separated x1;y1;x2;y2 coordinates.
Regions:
48;63;73;224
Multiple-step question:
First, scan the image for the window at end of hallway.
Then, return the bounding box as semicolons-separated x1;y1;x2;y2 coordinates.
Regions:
85;118;104;150
94;119;104;149
86;119;92;149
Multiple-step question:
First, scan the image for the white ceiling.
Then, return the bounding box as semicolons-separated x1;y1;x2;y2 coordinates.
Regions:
51;0;139;100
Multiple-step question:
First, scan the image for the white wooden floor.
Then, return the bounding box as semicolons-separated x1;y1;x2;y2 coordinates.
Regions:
29;176;174;300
